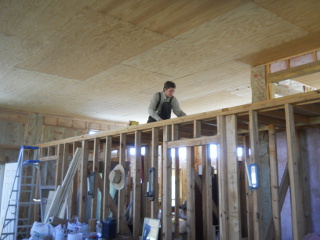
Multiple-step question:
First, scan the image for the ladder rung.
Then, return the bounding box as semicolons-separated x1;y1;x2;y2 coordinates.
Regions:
4;221;14;228
23;160;40;165
4;220;14;226
4;218;16;223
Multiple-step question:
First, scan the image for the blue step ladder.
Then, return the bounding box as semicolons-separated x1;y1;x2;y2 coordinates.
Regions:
0;146;44;240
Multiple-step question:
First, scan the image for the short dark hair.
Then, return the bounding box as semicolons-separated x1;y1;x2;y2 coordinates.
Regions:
164;81;176;89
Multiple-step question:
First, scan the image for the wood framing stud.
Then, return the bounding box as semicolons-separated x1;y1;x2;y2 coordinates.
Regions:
226;114;241;240
202;145;213;240
91;138;100;219
268;124;281;240
103;136;112;219
133;131;142;239
186;146;195;240
217;115;229;240
118;133;127;233
151;127;159;219
55;144;64;188
285;104;305;239
249;111;263;240
79;140;89;222
172;124;180;239
162;125;172;240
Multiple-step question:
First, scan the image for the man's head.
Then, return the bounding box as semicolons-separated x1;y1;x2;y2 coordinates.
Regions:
163;81;176;98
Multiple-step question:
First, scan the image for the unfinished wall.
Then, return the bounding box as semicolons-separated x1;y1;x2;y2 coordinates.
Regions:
0;109;126;162
0;119;26;161
276;132;292;240
303;127;320;235
19;90;320;240
276;127;320;239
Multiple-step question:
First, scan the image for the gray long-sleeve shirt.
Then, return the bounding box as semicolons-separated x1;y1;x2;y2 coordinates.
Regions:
148;92;186;121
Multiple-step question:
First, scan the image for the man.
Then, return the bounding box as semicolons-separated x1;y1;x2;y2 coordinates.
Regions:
147;81;186;123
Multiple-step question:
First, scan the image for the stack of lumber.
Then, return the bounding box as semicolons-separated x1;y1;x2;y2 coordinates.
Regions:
44;148;82;222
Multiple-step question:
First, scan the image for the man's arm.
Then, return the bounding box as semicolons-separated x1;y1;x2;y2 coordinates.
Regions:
172;97;186;117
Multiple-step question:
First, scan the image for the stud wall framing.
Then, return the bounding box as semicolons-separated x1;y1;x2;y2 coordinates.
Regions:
37;90;320;240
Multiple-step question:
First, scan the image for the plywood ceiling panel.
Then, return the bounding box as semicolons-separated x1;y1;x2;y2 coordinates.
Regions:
174;61;252;101
92;0;246;37
238;31;320;66
0;0;319;124
124;2;306;78
255;0;320;32
17;9;168;80
181;90;252;115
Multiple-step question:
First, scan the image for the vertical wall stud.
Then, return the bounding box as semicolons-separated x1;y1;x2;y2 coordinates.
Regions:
133;131;142;239
203;145;213;240
217;115;229;240
55;144;64;188
144;145;151;217
243;136;254;240
118;133;130;233
285;104;305;239
226;115;241;240
186;146;195;240
162;125;172;240
249;111;263;240
103;136;112;219
71;142;80;217
268;124;281;240
91;138;100;219
62;143;69;178
172;124;180;239
79;140;89;222
151;127;159;219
